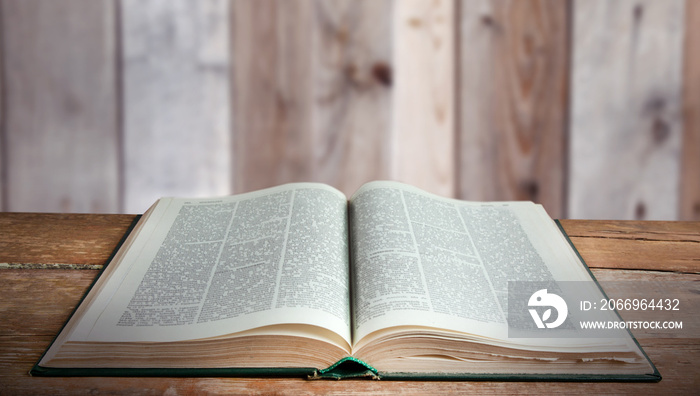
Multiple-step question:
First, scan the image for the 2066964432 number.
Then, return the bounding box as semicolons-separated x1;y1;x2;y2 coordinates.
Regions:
599;298;680;311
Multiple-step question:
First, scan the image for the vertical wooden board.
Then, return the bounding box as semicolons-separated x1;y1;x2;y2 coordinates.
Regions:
231;0;315;194
121;0;231;213
392;0;455;198
458;0;568;218
681;0;700;221
2;0;119;213
311;0;393;196
569;0;685;220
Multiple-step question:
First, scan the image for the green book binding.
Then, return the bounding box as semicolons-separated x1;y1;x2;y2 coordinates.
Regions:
311;357;379;380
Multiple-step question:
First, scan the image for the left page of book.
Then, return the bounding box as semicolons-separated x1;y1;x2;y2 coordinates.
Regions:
44;183;352;362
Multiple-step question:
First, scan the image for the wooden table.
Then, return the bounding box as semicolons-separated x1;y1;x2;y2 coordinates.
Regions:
0;214;698;394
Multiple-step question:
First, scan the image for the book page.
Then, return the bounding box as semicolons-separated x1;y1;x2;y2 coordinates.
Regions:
349;181;617;350
69;183;352;347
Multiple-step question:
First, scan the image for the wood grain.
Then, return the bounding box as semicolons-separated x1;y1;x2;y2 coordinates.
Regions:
0;268;697;393
569;0;685;220
121;0;231;214
392;0;456;198
682;0;700;221
458;0;569;218
232;0;315;193
0;269;98;336
560;219;700;273
1;0;119;213
312;0;393;196
0;213;137;268
560;219;700;240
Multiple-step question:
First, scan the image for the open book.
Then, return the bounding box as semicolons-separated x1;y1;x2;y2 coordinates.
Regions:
33;181;658;380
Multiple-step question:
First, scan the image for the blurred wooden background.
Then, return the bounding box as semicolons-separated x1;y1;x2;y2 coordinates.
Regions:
0;0;697;220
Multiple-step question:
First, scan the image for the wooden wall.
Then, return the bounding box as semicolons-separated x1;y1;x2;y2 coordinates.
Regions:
0;0;697;220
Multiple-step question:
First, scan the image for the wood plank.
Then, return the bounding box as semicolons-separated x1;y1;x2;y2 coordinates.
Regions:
312;0;393;196
0;213;137;268
121;0;231;214
560;219;700;241
458;0;569;218
569;0;685;220
392;0;455;198
565;237;700;273
0;269;697;393
0;269;98;336
231;0;315;193
1;0;119;213
682;0;700;221
560;220;700;273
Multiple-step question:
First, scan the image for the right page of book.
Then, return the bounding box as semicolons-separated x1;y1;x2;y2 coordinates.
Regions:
349;181;633;352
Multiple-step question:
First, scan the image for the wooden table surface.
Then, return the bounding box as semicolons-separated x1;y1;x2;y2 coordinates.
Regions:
0;214;698;394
